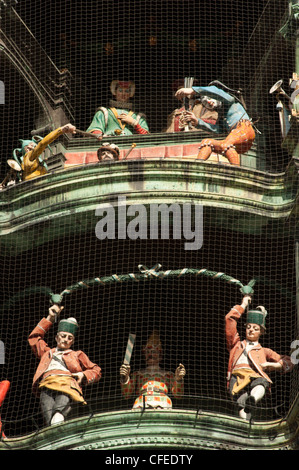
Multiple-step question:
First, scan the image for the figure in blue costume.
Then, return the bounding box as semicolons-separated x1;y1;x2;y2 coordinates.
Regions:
175;83;255;165
86;80;149;137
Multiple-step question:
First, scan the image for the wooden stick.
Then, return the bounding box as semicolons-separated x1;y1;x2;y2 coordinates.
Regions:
75;129;103;140
123;143;137;160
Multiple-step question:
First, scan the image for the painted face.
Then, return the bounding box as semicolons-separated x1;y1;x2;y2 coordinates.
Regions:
144;346;161;365
56;331;74;350
24;142;37;152
201;95;221;110
100;150;115;160
246;323;262;342
115;86;132;102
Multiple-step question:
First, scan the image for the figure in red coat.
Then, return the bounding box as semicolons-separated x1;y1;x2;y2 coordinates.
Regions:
28;304;101;426
0;380;10;438
226;295;294;420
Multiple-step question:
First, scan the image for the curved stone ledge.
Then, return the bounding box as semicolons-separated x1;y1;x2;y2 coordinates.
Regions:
0;409;297;450
0;159;296;253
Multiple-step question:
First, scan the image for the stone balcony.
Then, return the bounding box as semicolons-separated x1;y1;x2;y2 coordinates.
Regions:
0;406;298;450
0;132;297;254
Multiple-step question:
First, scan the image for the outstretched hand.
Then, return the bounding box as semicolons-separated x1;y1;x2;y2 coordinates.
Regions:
175;363;186;382
61;123;76;134
47;304;64;323
260;362;283;372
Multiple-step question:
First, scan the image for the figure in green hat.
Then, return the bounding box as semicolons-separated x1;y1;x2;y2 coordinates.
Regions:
225;295;294;420
28;304;101;426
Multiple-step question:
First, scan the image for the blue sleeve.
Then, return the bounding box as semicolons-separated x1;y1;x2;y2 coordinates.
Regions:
226;103;250;127
192;85;235;104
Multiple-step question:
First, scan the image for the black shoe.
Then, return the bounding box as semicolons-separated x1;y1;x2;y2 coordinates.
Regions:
244;395;256;414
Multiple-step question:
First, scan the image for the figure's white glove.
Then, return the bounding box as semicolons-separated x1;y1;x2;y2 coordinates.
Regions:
120;364;131;384
175;363;186;382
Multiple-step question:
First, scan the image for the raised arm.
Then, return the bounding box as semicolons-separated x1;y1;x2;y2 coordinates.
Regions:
29;124;76;162
225;295;251;350
28;304;64;358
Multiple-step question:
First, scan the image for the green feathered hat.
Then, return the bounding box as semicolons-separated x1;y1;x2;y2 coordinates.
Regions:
246;306;267;330
58;317;79;336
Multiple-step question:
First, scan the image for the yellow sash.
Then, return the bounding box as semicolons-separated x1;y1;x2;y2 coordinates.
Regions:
110;108;134;132
39;375;87;404
231;368;261;395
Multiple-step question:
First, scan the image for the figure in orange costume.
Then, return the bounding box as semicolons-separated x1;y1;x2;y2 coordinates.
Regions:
175;83;256;166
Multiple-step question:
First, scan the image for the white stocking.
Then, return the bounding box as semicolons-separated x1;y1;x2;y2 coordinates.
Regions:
250;384;265;403
239;408;251;420
50;412;65;425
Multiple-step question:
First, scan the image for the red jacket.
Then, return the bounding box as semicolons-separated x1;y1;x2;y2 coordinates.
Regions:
28;318;101;395
225;305;293;388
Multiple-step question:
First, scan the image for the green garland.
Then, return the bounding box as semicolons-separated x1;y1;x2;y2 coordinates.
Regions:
53;264;256;305
1;264;260;310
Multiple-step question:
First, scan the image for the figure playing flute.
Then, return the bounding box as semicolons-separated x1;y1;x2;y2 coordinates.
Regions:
175;82;256;166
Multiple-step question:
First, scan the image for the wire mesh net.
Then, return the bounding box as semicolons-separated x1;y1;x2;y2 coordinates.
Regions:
0;0;295;176
0;211;297;436
0;0;298;439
